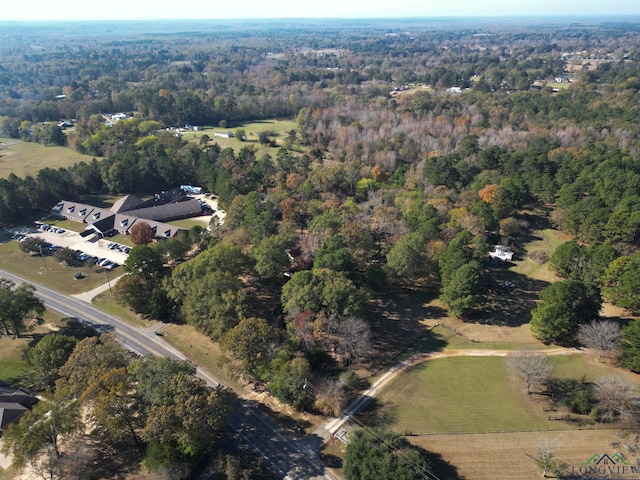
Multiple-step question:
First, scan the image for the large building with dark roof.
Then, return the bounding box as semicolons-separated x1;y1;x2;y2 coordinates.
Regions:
0;381;38;431
51;187;203;239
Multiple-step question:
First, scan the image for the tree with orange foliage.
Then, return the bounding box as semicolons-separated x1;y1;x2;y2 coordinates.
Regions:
478;183;498;203
371;166;390;184
130;221;155;245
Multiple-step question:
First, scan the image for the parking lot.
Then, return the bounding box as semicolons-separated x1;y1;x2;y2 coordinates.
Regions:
11;223;130;267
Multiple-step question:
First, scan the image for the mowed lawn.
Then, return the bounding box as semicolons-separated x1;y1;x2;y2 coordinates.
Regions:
377;356;568;434
0;138;101;179
0;240;112;295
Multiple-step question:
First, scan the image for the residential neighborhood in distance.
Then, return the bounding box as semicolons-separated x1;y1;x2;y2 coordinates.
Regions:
1;10;640;480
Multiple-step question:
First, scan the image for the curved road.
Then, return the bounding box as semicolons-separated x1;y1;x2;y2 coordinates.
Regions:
0;269;336;480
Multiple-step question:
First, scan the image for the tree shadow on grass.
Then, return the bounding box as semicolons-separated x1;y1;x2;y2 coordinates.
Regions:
23;317;98;354
472;271;550;327
366;288;448;372
425;451;466;480
58;317;102;339
354;397;397;429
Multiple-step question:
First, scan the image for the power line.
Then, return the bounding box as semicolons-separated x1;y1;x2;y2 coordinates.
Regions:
303;379;440;480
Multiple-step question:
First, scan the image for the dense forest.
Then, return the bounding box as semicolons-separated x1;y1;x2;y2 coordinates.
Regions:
4;17;640;478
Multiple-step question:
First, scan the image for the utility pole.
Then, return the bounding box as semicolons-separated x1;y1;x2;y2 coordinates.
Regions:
105;268;112;296
38;245;48;271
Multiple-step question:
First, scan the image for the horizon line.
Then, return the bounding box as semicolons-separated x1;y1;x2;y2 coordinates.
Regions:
2;14;640;24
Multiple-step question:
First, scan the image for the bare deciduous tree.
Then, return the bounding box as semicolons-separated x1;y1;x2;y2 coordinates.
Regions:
508;351;554;394
577;320;622;359
339;316;372;364
313;377;346;417
531;437;563;478
593;376;640;423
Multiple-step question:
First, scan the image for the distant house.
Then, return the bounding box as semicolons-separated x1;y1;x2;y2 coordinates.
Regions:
0;381;38;431
111;113;128;121
489;245;514;262
214;131;234;138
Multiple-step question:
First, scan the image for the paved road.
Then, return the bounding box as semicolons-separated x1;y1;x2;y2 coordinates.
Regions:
0;269;336;480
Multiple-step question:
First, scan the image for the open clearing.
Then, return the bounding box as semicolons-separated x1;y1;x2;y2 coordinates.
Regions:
0;138;101;179
364;208;640;479
180;119;303;153
377;353;636;436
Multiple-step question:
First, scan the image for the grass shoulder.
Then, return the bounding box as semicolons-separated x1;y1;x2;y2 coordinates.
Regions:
91;291;155;329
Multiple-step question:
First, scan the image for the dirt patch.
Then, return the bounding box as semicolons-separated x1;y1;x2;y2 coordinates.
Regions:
413;429;632;480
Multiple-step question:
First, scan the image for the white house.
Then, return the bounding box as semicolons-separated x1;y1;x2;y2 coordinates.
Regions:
489;245;514;262
214;131;234;138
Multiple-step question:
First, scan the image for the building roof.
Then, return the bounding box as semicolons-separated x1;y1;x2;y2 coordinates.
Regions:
52;201;97;222
132;219;185;239
52;187;198;240
89;212;116;234
110;194;145;214
124;199;202;223
489;245;514;261
0;381;38;430
114;213;139;234
0;402;28;430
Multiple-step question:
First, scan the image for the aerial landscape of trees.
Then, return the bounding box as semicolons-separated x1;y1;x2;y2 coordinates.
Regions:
4;14;640;479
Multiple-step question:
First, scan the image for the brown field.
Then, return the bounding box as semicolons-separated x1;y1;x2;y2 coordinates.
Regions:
415;429;633;480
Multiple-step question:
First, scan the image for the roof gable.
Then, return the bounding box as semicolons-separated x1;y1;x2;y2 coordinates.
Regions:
110;194;145;213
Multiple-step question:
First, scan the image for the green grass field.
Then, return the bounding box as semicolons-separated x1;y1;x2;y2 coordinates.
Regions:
180;119;303;154
169;217;209;229
0;138;101;179
377;356;571;434
0;240;115;295
548;82;572;90
550;354;629;382
0;338;34;384
377;353;640;436
512;225;568;281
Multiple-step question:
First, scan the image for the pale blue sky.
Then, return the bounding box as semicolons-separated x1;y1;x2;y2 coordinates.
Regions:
2;0;639;21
